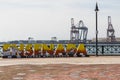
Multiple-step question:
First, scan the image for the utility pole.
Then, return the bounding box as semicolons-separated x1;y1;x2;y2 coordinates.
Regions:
95;2;99;56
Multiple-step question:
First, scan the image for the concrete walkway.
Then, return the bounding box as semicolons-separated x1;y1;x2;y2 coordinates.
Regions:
0;56;120;66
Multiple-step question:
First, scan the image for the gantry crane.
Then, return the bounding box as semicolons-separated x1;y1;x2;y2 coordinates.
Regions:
70;18;88;43
107;16;116;42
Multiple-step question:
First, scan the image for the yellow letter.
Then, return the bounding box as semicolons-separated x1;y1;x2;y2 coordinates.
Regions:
10;44;18;49
19;44;24;51
25;44;33;56
66;44;76;53
3;44;10;51
42;44;54;54
76;44;87;55
34;44;41;55
55;44;65;55
34;44;41;51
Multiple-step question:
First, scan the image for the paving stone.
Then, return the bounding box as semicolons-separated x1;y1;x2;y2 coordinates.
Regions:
80;78;98;80
43;67;53;69
17;73;26;76
69;72;80;78
28;69;36;72
13;77;23;80
0;70;4;73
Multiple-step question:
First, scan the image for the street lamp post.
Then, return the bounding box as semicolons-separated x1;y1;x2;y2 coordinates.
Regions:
95;2;99;56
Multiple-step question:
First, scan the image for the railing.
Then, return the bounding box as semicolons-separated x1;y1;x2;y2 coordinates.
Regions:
86;44;120;55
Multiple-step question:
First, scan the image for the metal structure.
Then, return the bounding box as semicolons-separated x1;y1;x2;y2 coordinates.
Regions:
70;18;88;42
51;37;57;41
107;16;116;42
95;2;99;56
28;37;36;43
70;18;79;41
78;20;88;42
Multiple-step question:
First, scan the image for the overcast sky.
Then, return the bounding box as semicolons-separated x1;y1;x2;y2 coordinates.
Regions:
0;0;120;41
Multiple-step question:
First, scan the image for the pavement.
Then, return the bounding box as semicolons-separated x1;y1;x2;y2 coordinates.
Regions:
0;56;120;66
